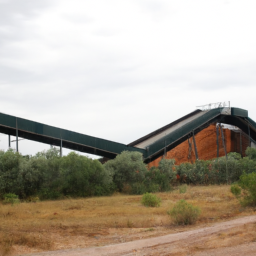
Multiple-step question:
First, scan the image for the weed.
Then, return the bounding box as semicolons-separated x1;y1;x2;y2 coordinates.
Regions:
3;193;20;205
26;196;40;202
127;219;133;228
141;193;161;207
168;199;201;225
144;228;154;232
179;185;187;194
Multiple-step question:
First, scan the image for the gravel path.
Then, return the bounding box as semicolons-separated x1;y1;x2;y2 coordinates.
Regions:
21;215;256;256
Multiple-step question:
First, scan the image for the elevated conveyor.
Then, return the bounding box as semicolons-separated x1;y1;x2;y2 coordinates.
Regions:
0;112;145;158
129;107;256;163
0;107;256;162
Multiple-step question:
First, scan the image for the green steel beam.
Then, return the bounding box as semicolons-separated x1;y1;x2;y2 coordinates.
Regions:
0;112;146;158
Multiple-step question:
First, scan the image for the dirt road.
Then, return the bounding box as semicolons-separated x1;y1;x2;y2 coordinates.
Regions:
22;215;256;256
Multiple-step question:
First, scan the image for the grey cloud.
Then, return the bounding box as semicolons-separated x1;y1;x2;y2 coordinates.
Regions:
136;0;166;13
0;65;38;84
0;0;53;48
185;63;256;90
0;0;52;24
62;13;93;24
92;28;120;37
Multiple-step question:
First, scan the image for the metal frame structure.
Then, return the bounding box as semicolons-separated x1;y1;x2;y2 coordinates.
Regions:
0;107;256;163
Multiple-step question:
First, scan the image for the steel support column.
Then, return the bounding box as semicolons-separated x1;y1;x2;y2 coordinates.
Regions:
192;130;199;160
164;140;166;158
248;120;251;147
60;139;62;157
16;118;18;152
240;131;242;156
8;135;11;148
219;124;227;160
216;124;219;158
188;137;192;160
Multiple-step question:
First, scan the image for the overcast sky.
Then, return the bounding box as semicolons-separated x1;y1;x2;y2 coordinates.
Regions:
0;0;256;156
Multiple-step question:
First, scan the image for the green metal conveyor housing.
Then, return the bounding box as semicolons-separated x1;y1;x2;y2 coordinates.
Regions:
130;107;256;163
0;112;145;159
0;107;256;162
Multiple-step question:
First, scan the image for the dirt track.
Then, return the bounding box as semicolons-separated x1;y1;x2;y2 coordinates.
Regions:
22;215;256;256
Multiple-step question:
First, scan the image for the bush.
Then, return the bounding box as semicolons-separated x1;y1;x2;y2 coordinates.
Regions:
3;193;20;205
158;158;177;182
131;182;147;195
144;167;171;192
26;196;40;202
141;193;161;207
104;151;147;192
61;152;113;197
168;200;200;225
245;147;256;160
237;172;256;206
230;184;241;197
38;188;63;200
0;149;24;197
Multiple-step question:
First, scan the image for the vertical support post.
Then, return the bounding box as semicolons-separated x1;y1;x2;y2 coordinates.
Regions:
248;120;251;148
219;123;228;184
60;139;62;157
8;135;11;148
240;131;242;156
219;124;227;160
188;137;192;160
164;140;166;158
16;118;18;152
192;130;199;160
216;124;219;159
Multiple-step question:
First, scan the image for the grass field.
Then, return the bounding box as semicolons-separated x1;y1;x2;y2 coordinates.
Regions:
0;185;255;255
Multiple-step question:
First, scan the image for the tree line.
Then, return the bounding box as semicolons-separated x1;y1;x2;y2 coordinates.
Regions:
1;147;256;200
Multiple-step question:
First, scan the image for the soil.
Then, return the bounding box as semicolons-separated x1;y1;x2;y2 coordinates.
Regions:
20;215;256;256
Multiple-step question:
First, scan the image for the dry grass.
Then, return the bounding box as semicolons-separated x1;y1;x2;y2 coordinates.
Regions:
200;222;256;248
0;185;255;255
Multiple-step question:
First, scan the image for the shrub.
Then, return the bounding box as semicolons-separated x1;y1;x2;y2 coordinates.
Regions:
228;152;242;160
141;193;161;207
131;182;147;195
237;172;256;206
144;167;170;192
0;149;24;197
26;196;40;202
230;184;241;197
158;158;177;182
245;147;256;160
3;193;20;205
38;188;63;200
62;152;113;197
104;151;147;192
168;199;200;225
